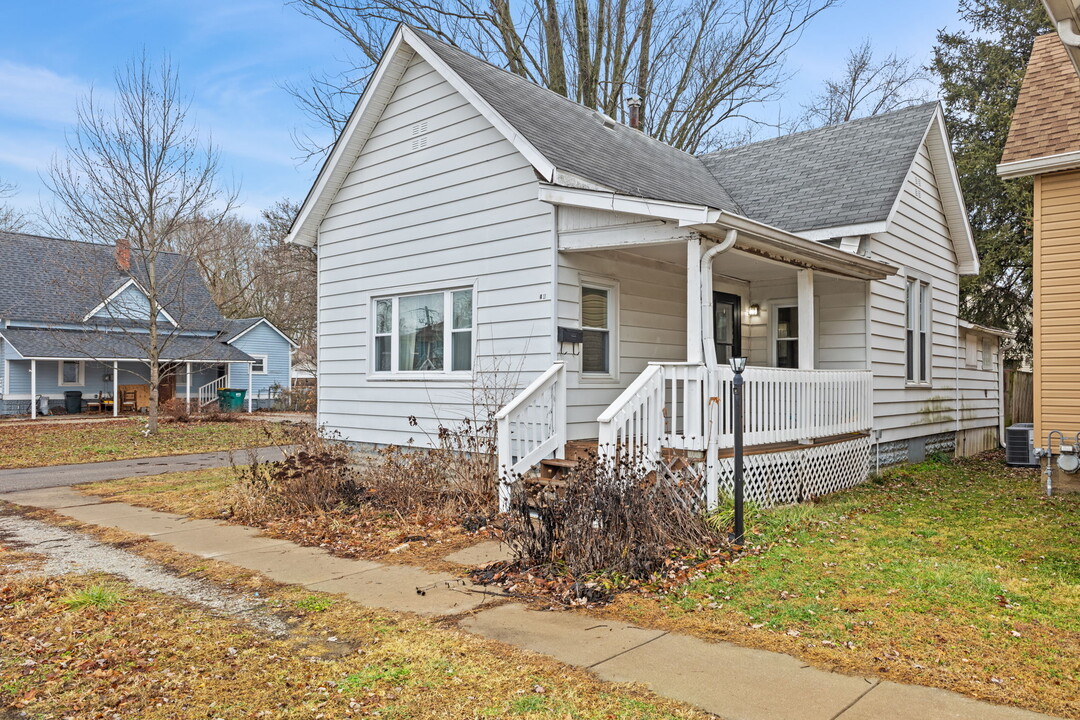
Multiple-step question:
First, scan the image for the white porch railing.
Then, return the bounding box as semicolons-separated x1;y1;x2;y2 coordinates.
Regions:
597;363;873;465
494;362;566;511
198;375;228;408
706;367;874;448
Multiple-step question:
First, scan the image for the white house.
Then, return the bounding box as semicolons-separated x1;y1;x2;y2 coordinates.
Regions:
287;25;1007;508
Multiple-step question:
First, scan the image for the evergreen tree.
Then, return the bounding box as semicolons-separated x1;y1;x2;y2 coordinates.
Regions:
931;0;1051;361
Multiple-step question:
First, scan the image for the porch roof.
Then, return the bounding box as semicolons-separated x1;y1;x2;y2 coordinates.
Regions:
0;327;253;364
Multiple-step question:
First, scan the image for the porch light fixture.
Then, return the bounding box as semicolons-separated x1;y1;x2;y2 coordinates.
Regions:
729;356;747;546
747;304;760;317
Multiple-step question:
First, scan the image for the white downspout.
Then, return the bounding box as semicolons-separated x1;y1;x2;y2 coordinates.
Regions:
699;229;738;368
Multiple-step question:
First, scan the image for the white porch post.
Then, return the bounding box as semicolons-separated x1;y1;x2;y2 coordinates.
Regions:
797;269;815;370
29;359;36;419
112;361;118;417
247;362;253;413
686;235;704;364
185;362;192;412
798;269;815;444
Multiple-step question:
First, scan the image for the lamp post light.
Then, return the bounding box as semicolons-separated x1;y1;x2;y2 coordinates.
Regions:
729;356;747;546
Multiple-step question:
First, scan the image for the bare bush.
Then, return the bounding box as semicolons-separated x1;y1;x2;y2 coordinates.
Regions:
357;414;497;519
504;453;722;581
230;423;360;520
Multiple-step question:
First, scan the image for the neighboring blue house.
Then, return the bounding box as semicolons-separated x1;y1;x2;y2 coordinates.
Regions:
0;231;297;417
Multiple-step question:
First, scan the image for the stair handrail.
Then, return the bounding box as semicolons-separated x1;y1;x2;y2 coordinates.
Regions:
597;363;665;467
198;375;229;408
495;361;566;512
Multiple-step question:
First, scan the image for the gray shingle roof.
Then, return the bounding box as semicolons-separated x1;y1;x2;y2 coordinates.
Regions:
220;317;262;341
698;103;939;233
0;327;252;362
416;31;742;214
0;231;226;330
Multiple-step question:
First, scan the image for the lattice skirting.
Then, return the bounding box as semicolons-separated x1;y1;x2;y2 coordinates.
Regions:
714;436;872;508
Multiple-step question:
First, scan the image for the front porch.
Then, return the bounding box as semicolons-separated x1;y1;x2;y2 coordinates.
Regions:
496;219;894;509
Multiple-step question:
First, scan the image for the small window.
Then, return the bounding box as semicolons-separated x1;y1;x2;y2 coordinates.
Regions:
775;306;799;369
250;354;268;374
981;339;992;370
965;333;978;368
581;286;611;374
905;278;930;384
372;288;473;375
58;360;84;387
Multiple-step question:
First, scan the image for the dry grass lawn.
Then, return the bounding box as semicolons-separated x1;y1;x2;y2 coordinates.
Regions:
0;418;286;469
77;454;1080;718
0;568;707;719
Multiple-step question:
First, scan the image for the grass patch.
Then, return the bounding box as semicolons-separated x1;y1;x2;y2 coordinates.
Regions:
294;595;335;613
0;573;708;720
0;419;286;469
62;584;126;611
604;453;1080;718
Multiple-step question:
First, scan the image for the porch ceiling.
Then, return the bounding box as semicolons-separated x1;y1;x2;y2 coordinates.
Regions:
619;244;803;282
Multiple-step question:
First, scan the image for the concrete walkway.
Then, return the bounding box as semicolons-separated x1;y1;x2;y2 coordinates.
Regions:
0;485;1058;720
0;446;287;493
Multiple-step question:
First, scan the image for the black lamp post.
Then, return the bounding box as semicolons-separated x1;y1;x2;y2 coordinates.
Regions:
729;356;747;546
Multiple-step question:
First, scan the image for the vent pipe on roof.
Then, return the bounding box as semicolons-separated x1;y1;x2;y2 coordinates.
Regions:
627;95;642;131
115;238;131;272
1057;18;1080;46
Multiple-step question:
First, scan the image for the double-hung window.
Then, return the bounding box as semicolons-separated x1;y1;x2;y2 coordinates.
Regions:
905;278;931;384
373;288;473;375
58;360;84;387
581;284;614;375
774;306;799;368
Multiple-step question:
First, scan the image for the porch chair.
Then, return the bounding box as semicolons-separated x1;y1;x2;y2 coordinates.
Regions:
119;390;138;414
84;393;103;413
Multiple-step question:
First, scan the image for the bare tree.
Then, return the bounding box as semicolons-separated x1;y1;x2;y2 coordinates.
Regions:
800;39;930;128
287;0;838;156
45;52;237;434
0;180;29;232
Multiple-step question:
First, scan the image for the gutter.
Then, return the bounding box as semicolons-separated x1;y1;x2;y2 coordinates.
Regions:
699;230;739;367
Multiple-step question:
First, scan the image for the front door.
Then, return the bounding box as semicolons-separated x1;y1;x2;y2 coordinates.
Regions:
159;364;178;404
713;292;742;365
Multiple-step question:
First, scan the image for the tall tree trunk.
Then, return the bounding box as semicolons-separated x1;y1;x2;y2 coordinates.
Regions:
635;0;654;129
574;0;592;106
541;0;568;96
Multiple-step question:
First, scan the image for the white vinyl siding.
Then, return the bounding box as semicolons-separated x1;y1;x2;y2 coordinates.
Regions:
867;140;998;443
316;54;553;446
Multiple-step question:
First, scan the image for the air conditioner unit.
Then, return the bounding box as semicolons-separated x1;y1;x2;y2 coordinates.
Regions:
1005;423;1038;467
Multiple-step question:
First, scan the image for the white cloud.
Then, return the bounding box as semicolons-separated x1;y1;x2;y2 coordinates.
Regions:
0;60;91;126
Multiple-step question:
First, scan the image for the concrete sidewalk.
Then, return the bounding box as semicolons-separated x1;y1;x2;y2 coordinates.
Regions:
0;485;1058;720
0;446;287;493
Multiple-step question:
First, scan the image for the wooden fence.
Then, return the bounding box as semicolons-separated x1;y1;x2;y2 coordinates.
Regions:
1005;369;1033;426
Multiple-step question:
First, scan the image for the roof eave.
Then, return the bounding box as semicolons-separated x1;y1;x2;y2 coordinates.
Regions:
997;149;1080;178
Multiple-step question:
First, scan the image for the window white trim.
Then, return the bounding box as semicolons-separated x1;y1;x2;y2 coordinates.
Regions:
369;285;476;379
578;276;619;382
905;275;932;386
770;302;800;369
58;360;85;387
249;354;268;375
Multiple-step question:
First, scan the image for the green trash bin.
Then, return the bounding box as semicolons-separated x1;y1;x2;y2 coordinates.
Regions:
64;391;83;414
216;388;247;412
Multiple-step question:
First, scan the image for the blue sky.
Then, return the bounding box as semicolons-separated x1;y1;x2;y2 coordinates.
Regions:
1;1;960;223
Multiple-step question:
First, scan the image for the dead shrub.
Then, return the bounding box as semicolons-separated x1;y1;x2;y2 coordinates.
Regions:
504;453;723;583
159;398;192;423
230;423;360;520
357;414;498;519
